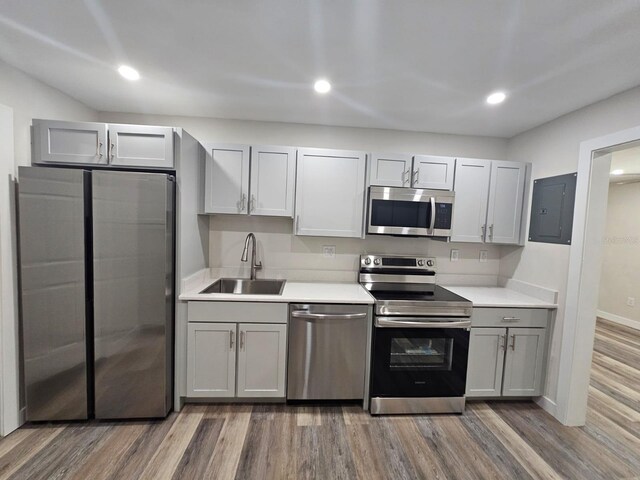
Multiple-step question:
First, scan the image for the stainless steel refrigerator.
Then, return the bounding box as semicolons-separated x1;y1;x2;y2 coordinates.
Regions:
18;166;174;421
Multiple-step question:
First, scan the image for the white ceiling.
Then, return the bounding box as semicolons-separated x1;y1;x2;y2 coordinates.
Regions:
1;0;640;137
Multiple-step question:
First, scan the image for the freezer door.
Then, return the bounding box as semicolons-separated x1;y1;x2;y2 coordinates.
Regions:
92;170;174;419
18;166;88;421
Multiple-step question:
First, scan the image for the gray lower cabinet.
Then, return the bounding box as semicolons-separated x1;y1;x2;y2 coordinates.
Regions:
187;320;287;399
466;308;549;398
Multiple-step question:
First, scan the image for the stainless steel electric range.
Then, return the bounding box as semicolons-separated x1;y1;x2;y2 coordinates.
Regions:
360;254;473;415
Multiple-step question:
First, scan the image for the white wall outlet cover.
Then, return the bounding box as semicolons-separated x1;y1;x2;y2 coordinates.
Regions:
450;249;459;262
627;297;635;307
479;250;488;263
322;245;336;258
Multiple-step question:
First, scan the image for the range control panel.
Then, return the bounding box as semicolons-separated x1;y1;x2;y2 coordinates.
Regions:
360;255;436;270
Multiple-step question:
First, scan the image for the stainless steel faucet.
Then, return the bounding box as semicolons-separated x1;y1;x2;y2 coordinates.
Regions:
241;233;262;280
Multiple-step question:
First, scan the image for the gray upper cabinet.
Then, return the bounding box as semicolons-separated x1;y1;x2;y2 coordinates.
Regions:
295;148;367;238
108;124;174;169
33;119;175;169
203;144;295;217
502;327;547;397
451;158;527;244
486;161;526;245
204;143;250;214
33;119;108;165
369;153;412;187
451;158;491;242
412;155;455;190
249;145;296;217
368;153;455;190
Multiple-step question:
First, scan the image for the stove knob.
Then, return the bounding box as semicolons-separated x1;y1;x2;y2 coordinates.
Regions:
417;259;425;266
364;258;372;265
427;259;435;267
373;258;381;266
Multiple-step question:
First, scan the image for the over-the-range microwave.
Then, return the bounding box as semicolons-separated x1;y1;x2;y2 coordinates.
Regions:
367;186;454;237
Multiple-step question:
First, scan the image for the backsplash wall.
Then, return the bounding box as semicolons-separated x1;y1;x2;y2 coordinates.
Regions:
208;215;503;285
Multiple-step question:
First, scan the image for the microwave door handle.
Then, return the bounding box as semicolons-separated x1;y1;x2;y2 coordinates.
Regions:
429;197;436;233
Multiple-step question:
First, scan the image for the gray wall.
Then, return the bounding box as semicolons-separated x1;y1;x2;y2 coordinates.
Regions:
598;182;640;325
503;84;640;404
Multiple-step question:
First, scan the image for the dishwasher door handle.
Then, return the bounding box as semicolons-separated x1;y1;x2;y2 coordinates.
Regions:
290;311;368;320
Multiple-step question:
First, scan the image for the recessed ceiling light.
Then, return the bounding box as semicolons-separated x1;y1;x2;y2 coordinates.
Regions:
118;65;140;81
486;91;506;105
314;79;331;94
611;169;624;175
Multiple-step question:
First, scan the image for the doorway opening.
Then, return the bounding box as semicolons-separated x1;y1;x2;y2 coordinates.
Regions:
557;127;640;426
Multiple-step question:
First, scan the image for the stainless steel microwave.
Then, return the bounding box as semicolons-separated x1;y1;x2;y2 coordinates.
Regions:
367;186;454;237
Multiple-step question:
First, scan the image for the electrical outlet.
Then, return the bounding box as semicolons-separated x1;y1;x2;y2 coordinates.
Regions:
627;297;635;307
450;249;459;262
322;245;336;258
479;250;488;263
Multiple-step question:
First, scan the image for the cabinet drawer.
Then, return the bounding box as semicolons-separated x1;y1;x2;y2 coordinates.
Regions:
471;308;548;328
188;301;287;323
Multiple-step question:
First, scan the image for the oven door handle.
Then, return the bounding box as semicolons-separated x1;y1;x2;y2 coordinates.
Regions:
375;318;471;329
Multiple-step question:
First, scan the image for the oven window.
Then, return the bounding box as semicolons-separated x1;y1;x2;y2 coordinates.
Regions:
370;199;430;228
389;337;453;370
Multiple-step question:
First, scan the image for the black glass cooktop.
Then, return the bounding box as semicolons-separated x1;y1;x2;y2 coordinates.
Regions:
369;285;471;303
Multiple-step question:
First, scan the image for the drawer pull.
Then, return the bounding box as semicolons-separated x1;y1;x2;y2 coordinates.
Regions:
510;334;516;351
502;317;520;322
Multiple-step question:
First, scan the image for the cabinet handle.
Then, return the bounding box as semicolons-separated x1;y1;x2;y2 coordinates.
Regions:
295;215;300;233
240;330;245;350
230;330;234;350
240;193;247;212
412;170;419;185
510;334;516;351
97;140;103;159
489;224;494;238
500;334;507;350
250;194;256;213
402;170;410;185
502;317;520;322
481;224;486;238
109;142;115;161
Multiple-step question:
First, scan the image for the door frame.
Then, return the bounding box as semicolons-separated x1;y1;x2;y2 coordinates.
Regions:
0;104;20;436
556;123;640;426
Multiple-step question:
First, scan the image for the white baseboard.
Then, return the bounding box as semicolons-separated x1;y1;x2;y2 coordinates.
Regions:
535;395;558;417
596;310;640;331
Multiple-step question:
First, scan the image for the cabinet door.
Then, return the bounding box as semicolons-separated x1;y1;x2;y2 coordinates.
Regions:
486;161;526;244
466;328;506;398
249;145;296;217
204;143;250;214
33;119;108;165
450;158;491;242
237;323;287;398
295;148;367;238
368;153;412;187
108;124;174;169
187;322;236;397
502;328;546;397
412;155;455;190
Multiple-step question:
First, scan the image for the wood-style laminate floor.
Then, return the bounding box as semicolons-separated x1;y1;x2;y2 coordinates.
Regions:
1;318;638;480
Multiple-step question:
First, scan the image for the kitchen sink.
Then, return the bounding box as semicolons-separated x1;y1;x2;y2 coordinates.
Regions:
200;278;286;295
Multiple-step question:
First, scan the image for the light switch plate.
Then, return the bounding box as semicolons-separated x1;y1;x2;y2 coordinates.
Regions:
450;249;459;262
323;245;336;258
479;250;488;263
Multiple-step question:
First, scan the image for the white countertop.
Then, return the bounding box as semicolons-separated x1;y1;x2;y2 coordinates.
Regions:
443;286;557;309
180;278;375;304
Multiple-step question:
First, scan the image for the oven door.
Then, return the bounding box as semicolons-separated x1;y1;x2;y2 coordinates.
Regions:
368;186;453;237
371;317;470;398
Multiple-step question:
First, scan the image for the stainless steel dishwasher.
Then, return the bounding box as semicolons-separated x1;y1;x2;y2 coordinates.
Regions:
287;304;369;400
